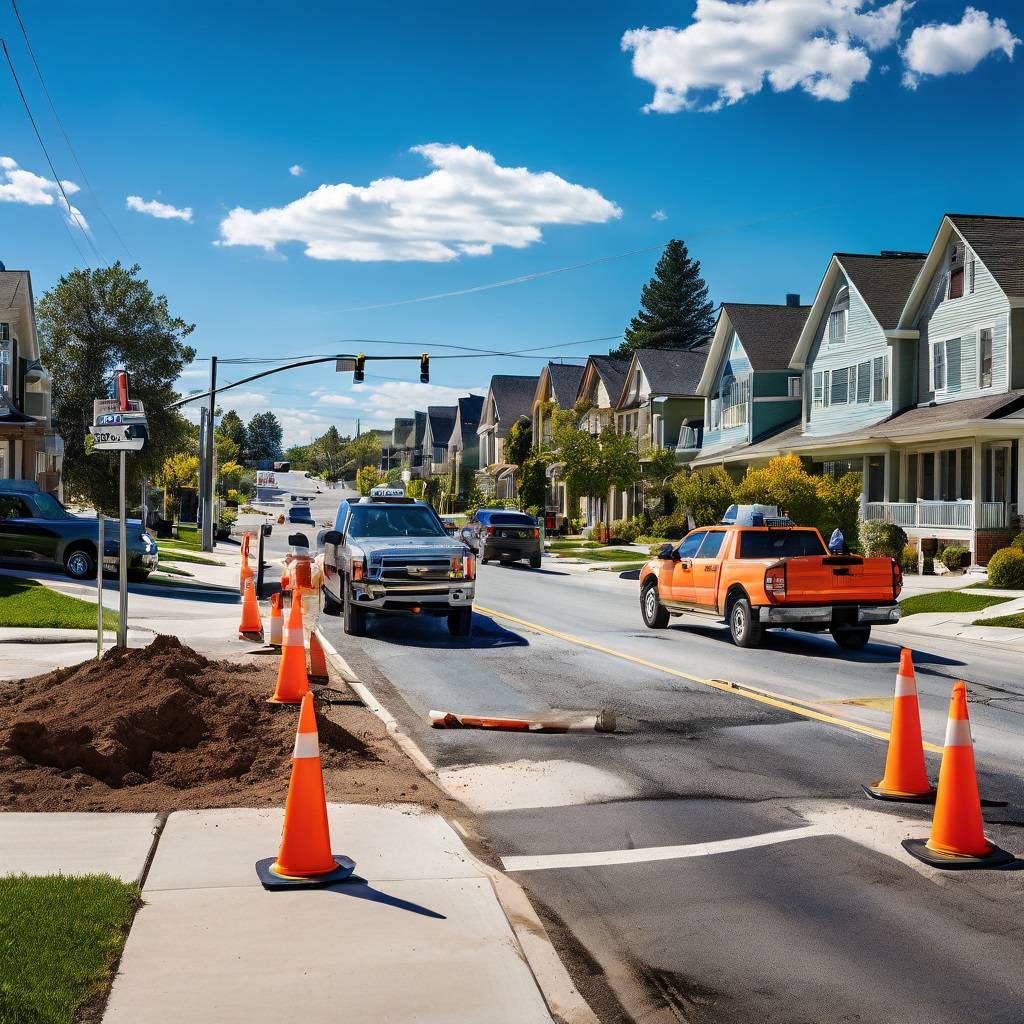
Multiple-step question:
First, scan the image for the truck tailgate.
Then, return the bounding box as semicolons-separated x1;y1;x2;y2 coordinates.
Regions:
783;555;895;604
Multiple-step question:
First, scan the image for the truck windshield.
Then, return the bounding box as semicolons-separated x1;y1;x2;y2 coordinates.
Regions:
739;530;827;559
30;493;72;521
347;505;446;539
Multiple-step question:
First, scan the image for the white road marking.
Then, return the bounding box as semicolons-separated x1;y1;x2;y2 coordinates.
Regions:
501;824;828;873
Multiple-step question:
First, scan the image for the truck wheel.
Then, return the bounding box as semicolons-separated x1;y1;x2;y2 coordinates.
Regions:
322;586;342;617
641;580;670;629
64;545;96;581
343;582;367;637
831;626;871;650
448;607;473;637
728;595;763;648
529;553;542;569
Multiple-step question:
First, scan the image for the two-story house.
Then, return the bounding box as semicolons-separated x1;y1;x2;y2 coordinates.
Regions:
575;355;630;436
691;300;808;474
423;406;456;477
476;374;537;499
0;266;62;494
447;395;485;499
531;362;586;447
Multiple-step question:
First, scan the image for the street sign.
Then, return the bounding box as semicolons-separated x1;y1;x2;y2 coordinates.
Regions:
89;423;147;451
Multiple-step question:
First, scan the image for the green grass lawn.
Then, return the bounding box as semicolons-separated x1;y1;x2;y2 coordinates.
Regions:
973;612;1024;628
0;577;118;631
899;592;1014;616
0;874;139;1024
965;581;1024;591
553;547;648;562
546;539;601;550
155;548;225;566
167;524;202;550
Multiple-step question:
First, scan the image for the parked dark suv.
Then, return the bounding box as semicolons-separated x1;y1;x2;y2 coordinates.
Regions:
461;509;542;568
0;480;158;581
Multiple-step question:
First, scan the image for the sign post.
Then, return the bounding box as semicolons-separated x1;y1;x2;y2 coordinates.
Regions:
118;450;128;649
96;514;104;659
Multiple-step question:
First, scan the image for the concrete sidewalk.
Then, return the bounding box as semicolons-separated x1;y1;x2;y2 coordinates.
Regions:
102;805;555;1024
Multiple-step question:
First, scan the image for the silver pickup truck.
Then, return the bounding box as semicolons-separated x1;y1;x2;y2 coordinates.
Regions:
320;487;476;637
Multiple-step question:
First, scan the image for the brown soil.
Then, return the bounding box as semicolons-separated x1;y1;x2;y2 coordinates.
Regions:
0;635;451;813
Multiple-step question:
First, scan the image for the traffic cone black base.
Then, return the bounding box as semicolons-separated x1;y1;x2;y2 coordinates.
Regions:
863;783;936;804
255;854;356;890
902;838;1014;870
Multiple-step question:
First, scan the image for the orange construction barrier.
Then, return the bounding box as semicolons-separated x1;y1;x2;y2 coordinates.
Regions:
308;630;329;684
864;649;934;803
267;593;309;704
903;681;1013;869
255;692;355;889
268;592;283;648
238;578;264;642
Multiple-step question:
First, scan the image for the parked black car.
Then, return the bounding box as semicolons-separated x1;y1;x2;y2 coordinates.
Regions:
460;508;542;568
287;504;314;525
0;480;158;581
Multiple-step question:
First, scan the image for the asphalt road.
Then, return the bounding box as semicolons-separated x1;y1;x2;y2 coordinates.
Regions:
320;553;1024;1024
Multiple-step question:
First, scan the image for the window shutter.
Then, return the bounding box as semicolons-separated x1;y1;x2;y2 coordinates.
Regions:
830;367;849;405
857;362;871;403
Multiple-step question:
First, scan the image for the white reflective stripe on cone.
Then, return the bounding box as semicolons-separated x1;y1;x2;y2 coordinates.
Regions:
894;673;917;697
285;628;305;647
293;731;320;759
944;718;972;748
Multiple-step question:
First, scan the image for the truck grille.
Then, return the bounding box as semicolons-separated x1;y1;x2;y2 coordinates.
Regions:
374;556;452;582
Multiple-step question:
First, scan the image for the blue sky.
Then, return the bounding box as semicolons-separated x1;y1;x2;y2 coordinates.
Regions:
2;0;1021;443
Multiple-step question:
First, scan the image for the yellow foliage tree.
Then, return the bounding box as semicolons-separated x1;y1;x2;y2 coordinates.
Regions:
155;452;199;519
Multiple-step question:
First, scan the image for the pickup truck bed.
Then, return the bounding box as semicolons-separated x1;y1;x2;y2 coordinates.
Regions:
639;524;901;649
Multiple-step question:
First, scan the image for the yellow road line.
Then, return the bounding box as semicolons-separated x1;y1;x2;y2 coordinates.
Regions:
475;604;944;753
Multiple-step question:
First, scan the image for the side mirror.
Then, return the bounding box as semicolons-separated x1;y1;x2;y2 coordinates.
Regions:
322;530;343;548
658;543;676;561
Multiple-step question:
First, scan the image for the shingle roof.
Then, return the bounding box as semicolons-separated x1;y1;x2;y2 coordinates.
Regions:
948;214;1024;298
0;271;28;311
427;405;457;445
722;303;811;370
546;363;586;407
489;375;538;426
456;395;484;443
588;355;630;403
633;345;709;397
413;411;427;446
835;253;926;330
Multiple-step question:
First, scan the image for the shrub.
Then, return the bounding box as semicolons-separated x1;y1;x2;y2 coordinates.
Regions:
941;545;969;572
1009;532;1024;552
651;514;688;540
901;544;919;575
608;519;639;544
922;555;935;575
859;520;908;560
987;547;1024;589
672;466;734;527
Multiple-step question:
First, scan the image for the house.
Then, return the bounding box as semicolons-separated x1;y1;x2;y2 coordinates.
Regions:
575;355;630;436
447;395;485;498
690;299;809;473
409;410;428;476
476;374;538;499
423;405;457;476
531;362;587;446
0;266;63;494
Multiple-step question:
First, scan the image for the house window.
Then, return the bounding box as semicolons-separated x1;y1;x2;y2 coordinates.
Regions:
979;327;993;388
787;376;801;398
947;242;965;300
872;355;889;402
830;367;849;405
0;340;11;396
931;341;946;391
828;286;849;344
0;322;9;341
812;370;830;409
856;361;871;404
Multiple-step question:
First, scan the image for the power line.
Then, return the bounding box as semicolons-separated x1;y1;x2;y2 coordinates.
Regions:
1;37;104;265
9;0;134;261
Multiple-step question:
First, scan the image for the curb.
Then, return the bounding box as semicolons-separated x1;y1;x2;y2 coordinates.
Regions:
315;627;599;1024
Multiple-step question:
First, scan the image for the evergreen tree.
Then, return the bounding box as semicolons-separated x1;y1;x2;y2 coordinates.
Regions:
615;239;715;356
216;409;247;457
245;411;284;463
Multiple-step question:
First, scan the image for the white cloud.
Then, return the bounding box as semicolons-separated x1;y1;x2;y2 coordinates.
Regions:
315;380;486;422
622;0;908;112
126;195;193;222
0;155;89;230
902;7;1019;89
218;143;621;262
289;164;304;176
651;208;668;221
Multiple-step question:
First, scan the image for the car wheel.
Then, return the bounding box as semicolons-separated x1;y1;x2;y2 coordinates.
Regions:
322;585;342;617
64;546;97;580
342;581;367;637
529;553;542;569
641;579;670;629
831;626;871;650
728;595;763;648
447;607;473;637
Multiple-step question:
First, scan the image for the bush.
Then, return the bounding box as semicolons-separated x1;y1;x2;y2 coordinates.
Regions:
608;519;637;544
941;545;969;572
859;520;908;560
673;466;733;527
987;547;1024;589
922;555;935;575
651;514;688;540
901;544;919;575
1009;533;1024;552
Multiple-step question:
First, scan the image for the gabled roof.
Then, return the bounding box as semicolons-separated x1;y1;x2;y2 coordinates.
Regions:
452;395;485;448
546;363;586;407
413;410;427;446
723;303;810;369
0;270;40;361
488;375;538;427
620;346;709;406
426;405;457;446
586;355;630;405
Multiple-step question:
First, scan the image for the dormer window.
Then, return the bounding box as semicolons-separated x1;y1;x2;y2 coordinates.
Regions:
828;286;848;344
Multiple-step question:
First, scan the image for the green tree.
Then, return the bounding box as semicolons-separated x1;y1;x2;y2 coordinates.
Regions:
344;432;382;474
504;417;532;468
357;465;384;495
216;409;247;458
155;452;199;519
673;466;734;527
735;454;820;527
36;262;196;513
518;448;551;514
312;426;347;481
245;411;283;463
283;442;314;472
614;239;715;357
406;478;426;500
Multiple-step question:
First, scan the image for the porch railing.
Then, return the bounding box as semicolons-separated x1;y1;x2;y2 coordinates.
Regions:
863;500;1006;530
980;502;1005;528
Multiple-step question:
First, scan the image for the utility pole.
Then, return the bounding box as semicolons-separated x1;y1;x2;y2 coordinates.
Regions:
202;356;217;552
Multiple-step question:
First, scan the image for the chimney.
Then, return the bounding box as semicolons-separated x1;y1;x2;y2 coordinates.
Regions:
786;293;800;307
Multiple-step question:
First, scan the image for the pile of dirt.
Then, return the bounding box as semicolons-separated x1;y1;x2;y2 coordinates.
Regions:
0;635;443;813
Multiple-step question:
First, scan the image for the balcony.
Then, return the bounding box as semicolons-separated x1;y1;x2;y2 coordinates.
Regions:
863;500;1006;530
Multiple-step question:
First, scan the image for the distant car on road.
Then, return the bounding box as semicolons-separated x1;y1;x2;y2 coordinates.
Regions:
639;505;902;650
287;504;314;525
0;480;158;581
461;509;542;568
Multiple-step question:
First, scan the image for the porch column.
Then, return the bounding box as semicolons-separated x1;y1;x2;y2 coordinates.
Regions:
1018;440;1024;522
13;438;23;480
972;439;983;560
860;459;869;518
898;450;909;502
882;451;890;503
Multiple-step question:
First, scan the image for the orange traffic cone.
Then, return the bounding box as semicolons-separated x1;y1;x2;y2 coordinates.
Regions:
238;578;264;642
903;682;1013;869
864;649;934;803
268;592;283;648
267;593;309;704
240;550;253;596
255;692;355;889
308;630;329;684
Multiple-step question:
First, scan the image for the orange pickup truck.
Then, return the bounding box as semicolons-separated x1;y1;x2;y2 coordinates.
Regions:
639;517;902;650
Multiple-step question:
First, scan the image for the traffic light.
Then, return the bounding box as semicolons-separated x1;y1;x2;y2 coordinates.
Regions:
419;353;429;384
354;353;365;384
